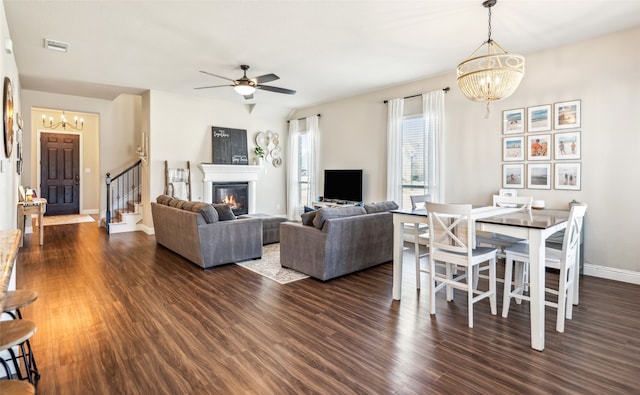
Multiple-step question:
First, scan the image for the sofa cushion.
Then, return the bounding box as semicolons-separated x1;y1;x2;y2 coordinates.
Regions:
364;200;399;214
212;204;237;221
169;199;186;209
182;201;219;223
156;194;173;205
301;211;317;226
312;206;367;229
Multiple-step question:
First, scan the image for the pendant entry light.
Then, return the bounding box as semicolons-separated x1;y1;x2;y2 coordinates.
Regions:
456;0;524;115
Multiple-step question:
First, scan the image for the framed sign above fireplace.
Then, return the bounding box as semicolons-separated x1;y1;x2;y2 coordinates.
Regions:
211;126;248;165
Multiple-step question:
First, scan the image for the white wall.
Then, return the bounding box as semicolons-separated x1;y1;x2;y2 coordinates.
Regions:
0;1;21;230
145;90;289;227
291;26;640;277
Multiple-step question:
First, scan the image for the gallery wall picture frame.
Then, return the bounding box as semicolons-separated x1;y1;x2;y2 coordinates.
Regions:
527;163;551;189
503;136;524;161
527;104;552;133
503;163;525;189
527;134;551;161
554;131;581;160
554;100;581;130
503;108;525;134
555;162;581;190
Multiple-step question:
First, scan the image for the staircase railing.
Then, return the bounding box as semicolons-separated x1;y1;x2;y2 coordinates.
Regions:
105;159;142;234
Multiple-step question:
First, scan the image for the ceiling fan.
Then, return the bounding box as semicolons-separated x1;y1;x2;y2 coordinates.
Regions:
195;65;296;100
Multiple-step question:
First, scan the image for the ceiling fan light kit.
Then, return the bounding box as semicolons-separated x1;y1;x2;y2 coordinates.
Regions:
457;0;525;113
196;64;296;100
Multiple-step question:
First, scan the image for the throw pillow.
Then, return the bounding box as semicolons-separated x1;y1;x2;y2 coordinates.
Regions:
156;194;173;206
312;206;367;229
182;201;218;223
212;204;237;221
303;205;316;213
364;200;399;214
301;211;317;226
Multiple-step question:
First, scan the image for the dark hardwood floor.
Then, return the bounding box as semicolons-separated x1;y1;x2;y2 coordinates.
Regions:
13;222;640;394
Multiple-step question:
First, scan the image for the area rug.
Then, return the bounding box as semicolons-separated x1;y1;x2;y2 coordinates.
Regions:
235;243;309;284
43;214;95;226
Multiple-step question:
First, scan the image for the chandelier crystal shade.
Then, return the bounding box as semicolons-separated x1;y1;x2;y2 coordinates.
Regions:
457;0;524;106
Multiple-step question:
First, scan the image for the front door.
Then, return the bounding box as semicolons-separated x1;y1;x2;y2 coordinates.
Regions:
40;132;80;216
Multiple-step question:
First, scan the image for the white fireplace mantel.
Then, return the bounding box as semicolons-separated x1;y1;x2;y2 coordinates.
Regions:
199;164;262;213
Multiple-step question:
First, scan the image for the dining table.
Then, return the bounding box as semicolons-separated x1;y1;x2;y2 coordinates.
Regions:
391;206;570;351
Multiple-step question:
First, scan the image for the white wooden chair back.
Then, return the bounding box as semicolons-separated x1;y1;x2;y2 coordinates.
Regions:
562;203;587;268
410;194;432;210
492;195;533;209
426;203;472;255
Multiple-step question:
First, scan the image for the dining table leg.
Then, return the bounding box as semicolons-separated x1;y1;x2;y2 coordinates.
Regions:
528;230;546;351
392;217;404;300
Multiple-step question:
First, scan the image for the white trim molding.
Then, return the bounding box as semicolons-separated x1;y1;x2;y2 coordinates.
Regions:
584;263;640;285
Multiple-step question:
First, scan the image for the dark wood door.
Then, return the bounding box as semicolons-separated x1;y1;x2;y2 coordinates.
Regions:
40;132;80;216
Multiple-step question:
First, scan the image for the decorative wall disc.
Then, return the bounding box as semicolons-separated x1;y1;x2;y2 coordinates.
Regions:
3;77;14;158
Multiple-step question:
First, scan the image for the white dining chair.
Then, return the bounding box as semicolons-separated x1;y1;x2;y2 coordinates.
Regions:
502;203;587;333
476;195;533;257
426;202;498;328
410;194;431;289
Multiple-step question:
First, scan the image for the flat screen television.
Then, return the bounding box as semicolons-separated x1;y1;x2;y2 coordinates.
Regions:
323;169;363;203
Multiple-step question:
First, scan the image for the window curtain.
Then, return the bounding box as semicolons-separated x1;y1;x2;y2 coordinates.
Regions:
422;90;445;203
286;119;300;220
306;115;320;210
286;115;319;220
386;98;404;203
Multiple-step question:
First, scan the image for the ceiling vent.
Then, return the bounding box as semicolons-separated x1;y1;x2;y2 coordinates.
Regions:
44;38;69;52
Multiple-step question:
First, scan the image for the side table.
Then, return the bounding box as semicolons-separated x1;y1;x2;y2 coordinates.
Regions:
17;198;47;247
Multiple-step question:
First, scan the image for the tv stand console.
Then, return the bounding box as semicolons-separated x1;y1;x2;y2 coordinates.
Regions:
312;201;357;209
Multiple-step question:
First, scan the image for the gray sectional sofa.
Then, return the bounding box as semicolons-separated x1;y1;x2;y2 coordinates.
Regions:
151;195;263;269
279;201;397;281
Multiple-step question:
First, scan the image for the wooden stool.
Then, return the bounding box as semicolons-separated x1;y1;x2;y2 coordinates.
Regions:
0;320;40;384
0;380;36;395
2;290;38;319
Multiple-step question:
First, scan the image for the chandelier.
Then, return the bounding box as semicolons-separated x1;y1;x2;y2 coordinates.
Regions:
42;111;84;130
456;0;524;113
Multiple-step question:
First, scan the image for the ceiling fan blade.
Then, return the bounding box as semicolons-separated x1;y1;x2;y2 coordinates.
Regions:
199;70;236;82
243;94;254;100
256;85;296;95
253;73;279;84
194;84;232;90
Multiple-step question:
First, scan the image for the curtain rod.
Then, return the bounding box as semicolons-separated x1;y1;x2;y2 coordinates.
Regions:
383;87;450;104
287;114;321;123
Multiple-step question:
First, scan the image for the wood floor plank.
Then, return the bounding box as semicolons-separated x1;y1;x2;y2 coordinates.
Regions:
13;222;640;394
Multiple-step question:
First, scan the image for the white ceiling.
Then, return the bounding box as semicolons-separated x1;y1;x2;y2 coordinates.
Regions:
5;1;640;110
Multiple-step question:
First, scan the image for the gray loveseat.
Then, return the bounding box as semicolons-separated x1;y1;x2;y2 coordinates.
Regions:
151;195;262;269
279;201;397;281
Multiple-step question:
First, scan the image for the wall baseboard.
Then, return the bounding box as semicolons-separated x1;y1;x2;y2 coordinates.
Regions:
584;263;640;285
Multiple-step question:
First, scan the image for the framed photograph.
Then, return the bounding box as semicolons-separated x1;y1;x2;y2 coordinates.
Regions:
527;134;551;160
527;104;552;133
555;163;581;190
554;100;581;130
503;136;524;161
503;108;525;134
554;131;581;160
503;164;525;189
527;163;551;189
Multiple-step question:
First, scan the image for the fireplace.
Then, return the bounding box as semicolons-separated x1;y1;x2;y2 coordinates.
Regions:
199;163;261;214
212;182;249;216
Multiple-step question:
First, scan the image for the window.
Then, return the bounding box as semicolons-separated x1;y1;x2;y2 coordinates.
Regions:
401;115;429;209
296;132;311;207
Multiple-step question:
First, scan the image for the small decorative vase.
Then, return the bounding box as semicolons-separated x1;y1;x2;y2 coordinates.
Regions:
255;157;263;166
